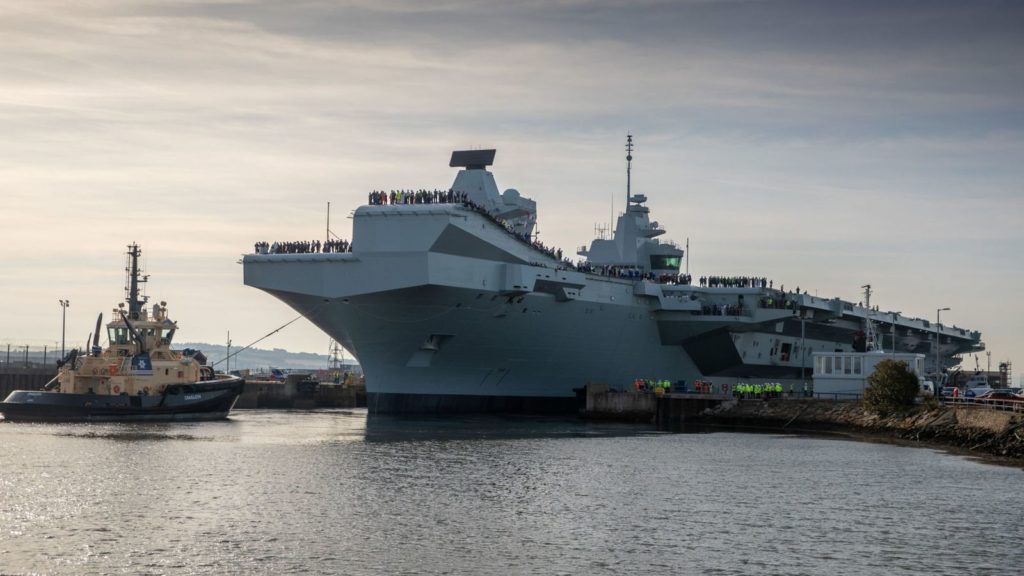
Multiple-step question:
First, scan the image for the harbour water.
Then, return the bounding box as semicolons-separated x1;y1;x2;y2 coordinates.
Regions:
1;410;1022;575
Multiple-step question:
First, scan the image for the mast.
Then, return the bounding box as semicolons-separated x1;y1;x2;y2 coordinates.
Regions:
686;237;690;276
330;339;344;370
625;133;634;206
125;243;148;321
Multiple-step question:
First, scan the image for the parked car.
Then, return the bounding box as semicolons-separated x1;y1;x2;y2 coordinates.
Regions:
976;390;1024;402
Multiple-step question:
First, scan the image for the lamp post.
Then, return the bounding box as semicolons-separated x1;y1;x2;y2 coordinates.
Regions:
935;307;950;386
891;312;900;361
59;299;70;357
800;312;807;388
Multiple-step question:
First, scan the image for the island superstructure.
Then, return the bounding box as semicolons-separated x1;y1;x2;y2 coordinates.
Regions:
242;139;984;412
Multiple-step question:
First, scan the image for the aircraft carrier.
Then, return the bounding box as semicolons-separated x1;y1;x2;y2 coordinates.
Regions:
242;138;984;412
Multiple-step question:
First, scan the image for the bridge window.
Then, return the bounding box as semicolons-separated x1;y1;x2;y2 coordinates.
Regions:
108;327;130;345
649;255;681;270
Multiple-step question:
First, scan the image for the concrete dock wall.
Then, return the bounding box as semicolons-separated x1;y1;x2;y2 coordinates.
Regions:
0;368;57;398
583;383;657;421
235;380;366;410
583;383;730;424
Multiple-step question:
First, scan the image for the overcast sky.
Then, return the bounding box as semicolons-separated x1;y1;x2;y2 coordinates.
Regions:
2;0;1022;380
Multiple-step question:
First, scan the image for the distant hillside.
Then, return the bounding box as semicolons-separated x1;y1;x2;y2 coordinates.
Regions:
176;342;358;372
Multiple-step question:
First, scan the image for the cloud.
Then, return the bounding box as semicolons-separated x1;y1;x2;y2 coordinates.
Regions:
0;0;1022;372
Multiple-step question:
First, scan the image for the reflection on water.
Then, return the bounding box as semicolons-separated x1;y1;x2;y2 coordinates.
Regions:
1;409;1022;576
363;413;659;443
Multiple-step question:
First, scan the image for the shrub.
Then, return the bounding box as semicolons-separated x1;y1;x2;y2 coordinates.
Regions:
863;359;921;415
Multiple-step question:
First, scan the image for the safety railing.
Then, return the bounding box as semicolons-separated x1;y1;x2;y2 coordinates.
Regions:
812;392;863;401
939;396;1024;413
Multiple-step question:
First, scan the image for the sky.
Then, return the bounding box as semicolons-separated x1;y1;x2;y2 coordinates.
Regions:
1;0;1022;381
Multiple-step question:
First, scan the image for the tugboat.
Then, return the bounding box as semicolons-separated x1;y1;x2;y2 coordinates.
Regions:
0;244;244;422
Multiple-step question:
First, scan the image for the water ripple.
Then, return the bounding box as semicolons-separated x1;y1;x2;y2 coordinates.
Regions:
1;410;1022;575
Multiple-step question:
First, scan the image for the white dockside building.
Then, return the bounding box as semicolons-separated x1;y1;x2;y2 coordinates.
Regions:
812;351;928;397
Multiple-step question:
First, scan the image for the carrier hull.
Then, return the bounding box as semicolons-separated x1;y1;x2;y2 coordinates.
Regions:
245;234;982;413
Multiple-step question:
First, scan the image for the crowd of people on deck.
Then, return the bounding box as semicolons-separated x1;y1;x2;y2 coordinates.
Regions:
361;190;786;293
568;264;694;285
364;188;566;262
368;189;467;205
463;198;567;263
255;191;812;306
699;276;771;288
254;239;352;255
